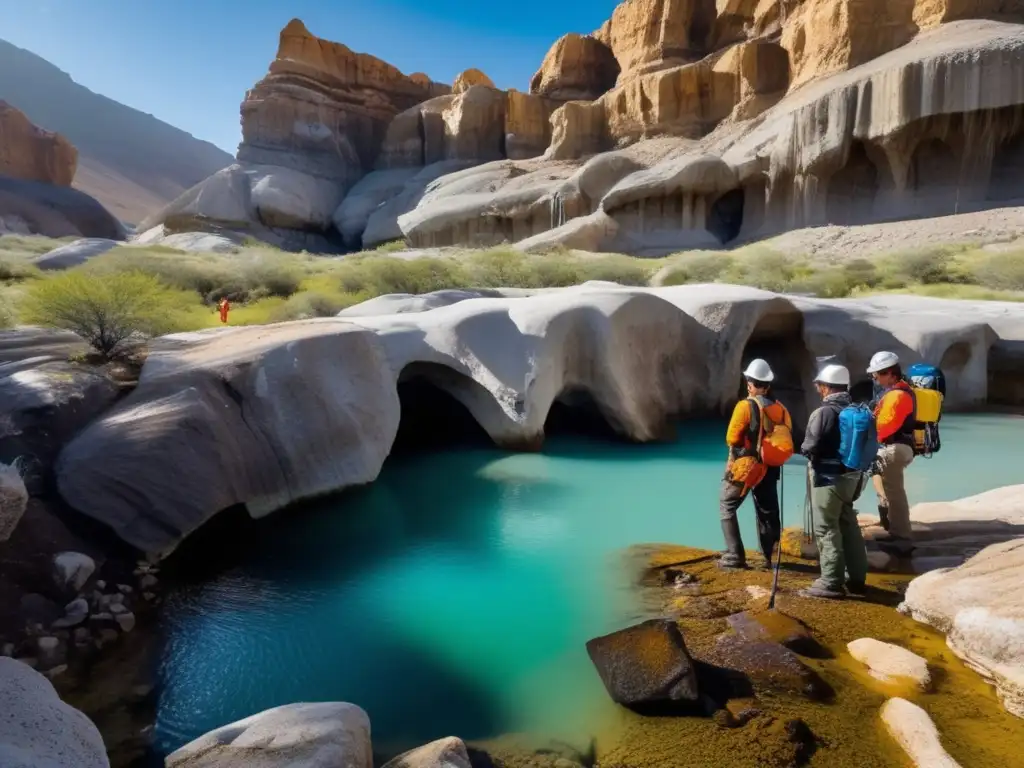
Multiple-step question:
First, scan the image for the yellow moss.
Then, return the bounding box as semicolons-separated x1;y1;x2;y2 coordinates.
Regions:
592;545;1024;768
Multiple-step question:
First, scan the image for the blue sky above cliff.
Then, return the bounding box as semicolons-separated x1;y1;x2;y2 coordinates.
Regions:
6;0;617;155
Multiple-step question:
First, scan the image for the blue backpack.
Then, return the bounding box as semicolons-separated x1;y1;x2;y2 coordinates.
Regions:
907;362;946;398
837;402;879;472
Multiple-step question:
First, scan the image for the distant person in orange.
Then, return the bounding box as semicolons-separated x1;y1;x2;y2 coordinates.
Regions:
218;298;231;324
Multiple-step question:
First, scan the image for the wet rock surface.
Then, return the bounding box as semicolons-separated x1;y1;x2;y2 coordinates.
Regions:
710;634;834;703
586;618;700;709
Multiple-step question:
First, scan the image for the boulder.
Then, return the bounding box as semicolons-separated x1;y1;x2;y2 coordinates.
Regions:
52;597;90;629
452;68;495;93
381;736;471;768
52;552;96;593
0;462;27;542
32;238;118;270
441;86;506;163
165;702;372;768
0;175;125;240
725;610;822;657
0;656;109;768
0;360;120;494
900;539;1024;717
584;618;700;707
711;634;833;701
333;168;420;247
880;697;962;768
249;165;344;231
132;227;243;253
529;34;620;101
847;638;931;689
0;101;77;186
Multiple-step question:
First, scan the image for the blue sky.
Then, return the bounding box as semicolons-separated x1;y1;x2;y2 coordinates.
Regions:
6;0;618;155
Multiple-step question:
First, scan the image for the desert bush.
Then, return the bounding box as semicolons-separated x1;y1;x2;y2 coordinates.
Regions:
338;256;469;296
0;294;13;328
579;254;656;286
789;268;857;298
879;246;974;287
659;251;734;285
465;248;539;287
725;248;798;292
269;291;349;322
20;270;197;357
971;250;1024;291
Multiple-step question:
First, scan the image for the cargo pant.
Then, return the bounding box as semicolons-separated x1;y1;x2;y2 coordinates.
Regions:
875;443;915;540
809;471;869;591
719;465;781;565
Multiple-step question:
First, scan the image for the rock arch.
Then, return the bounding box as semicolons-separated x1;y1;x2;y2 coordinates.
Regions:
390;362;496;456
910;138;960;216
543;386;629;442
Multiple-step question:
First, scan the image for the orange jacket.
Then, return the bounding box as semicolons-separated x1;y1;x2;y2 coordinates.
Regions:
726;397;792;455
874;380;915;443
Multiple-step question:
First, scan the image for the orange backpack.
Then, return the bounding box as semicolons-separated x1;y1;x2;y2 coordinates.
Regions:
748;396;794;467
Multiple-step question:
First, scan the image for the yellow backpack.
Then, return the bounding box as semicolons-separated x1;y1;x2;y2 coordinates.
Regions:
907;363;945;457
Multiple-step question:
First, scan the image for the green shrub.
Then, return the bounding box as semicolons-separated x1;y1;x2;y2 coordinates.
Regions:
789;268;857;298
20;271;197;357
971;250;1024;291
578;256;653;286
528;255;584;287
0;295;13;329
841;258;881;289
269;291;349;322
338;256;469;296
659;251;734;285
879;246;972;286
465;248;538;287
725;249;798;292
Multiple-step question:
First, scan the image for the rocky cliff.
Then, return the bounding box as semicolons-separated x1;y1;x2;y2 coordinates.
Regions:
0;101;76;186
138;3;1024;253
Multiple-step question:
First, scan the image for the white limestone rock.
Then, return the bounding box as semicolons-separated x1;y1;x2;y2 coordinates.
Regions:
52;552;96;593
32;238;118;271
900;539;1024;718
847;638;931;689
165;702;371;768
0;656;109;768
880;698;961;768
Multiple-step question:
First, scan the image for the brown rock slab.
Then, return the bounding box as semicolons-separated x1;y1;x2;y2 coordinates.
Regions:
712;634;834;702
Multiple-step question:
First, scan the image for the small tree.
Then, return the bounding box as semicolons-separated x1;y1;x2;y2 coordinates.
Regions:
21;270;192;358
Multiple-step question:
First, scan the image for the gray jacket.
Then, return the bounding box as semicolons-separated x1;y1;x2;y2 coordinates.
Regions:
801;392;855;483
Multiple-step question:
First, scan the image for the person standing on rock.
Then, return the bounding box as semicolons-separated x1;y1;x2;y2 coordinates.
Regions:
866;351;916;554
798;364;870;599
718;359;794;570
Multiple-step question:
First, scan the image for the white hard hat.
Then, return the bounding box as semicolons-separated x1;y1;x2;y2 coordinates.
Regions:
866;351;900;374
742;358;774;383
814;363;850;386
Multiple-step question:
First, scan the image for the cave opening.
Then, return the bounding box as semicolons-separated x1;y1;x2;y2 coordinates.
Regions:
910;138;960;217
390;363;495;457
708;188;745;244
826;141;880;225
989;133;1024;202
543;386;627;444
738;309;816;440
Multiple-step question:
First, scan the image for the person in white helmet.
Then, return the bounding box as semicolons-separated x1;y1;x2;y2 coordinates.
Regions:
718;358;794;570
797;363;869;599
866;350;916;553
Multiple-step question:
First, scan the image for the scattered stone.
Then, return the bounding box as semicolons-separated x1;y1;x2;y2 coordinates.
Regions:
89;612;113;622
25;622;44;637
52;598;89;629
35;636;64;670
712;634;833;702
115;612;136;633
139;574;158;590
726;611;824;657
109;603;128;615
585;618;700;709
117;584;133;594
142;592;156;602
661;568;697;588
0;656;108;767
52;552;95;593
166;702;372;767
95;580;106;590
382;736;471;768
881;698;961;767
848;638;931;689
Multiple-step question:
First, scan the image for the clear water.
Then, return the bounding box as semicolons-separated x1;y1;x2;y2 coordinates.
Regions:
153;413;1023;759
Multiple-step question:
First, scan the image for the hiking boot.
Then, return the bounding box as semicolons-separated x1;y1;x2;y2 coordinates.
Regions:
845;581;867;596
799;581;846;600
717;554;748;570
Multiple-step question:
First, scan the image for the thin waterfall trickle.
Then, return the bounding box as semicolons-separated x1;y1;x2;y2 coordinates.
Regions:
550;191;566;229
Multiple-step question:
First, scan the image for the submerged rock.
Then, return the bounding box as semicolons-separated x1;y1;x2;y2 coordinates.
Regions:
585;618;700;708
881;698;961;768
847;638;931;689
166;701;371;767
382;736;471;768
0;657;109;767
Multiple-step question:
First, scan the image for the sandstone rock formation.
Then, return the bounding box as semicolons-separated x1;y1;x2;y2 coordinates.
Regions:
530;34;620;101
880;697;962;768
0;657;109;768
53;287;1021;554
166;702;372;767
135;4;1024;254
901;538;1024;717
0;101;76;185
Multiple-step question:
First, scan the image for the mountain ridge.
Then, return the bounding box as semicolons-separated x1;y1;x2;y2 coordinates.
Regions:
0;38;233;224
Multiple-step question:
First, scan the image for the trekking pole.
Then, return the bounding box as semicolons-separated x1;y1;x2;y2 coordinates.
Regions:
768;466;785;609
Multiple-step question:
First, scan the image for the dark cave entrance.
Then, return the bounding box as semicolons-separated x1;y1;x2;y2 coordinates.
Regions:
738;308;816;440
543;387;629;444
826;141;880;225
390;363;495;457
708;188;745;244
